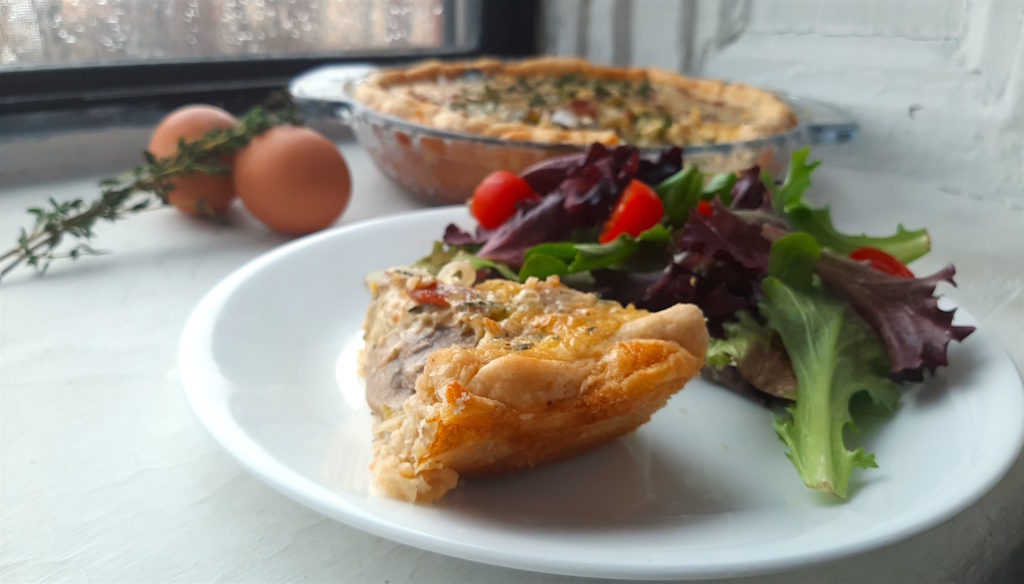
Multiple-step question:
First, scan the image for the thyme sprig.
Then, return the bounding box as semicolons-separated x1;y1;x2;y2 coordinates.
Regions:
0;97;301;283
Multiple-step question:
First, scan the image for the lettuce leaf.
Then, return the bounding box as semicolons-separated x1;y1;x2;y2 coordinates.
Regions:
773;147;931;264
729;166;770;210
702;172;739;203
638;201;776;333
816;253;975;381
476;194;573;266
772;148;822;215
517;144;683;196
655;165;704;227
761;234;900;498
519;224;670;281
707;311;797;400
655;166;738;227
706;312;769;369
789;208;931;264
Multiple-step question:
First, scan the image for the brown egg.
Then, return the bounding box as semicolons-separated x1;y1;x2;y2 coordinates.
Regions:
148;105;239;217
233;126;352;236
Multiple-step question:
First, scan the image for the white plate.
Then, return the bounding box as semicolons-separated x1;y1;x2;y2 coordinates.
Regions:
179;206;1024;580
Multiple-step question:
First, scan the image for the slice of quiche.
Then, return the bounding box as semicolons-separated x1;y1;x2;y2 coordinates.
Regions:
361;265;708;503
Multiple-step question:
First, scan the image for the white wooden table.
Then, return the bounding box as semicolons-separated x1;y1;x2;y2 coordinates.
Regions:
1;139;1022;583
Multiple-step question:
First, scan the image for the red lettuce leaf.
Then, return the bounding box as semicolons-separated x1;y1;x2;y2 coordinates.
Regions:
591;269;664;307
560;163;623;226
596;201;778;334
729;165;771;210
678;200;774;272
816;253;974;381
641;251;764;335
632;177;779;331
476;195;572;266
518;151;589;195
442;223;489;247
518;144;683;195
636;146;685;185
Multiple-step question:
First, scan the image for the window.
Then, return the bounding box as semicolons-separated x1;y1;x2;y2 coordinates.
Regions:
2;0;468;69
0;0;538;114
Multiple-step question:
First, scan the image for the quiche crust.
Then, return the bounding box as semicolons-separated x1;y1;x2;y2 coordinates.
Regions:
354;56;797;148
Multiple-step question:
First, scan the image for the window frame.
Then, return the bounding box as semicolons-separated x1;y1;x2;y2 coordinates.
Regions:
0;0;539;116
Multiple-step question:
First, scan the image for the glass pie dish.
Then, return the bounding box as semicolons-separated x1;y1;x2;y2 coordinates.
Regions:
290;63;858;205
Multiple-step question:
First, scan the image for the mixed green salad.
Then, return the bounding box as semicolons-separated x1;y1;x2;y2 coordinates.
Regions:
419;145;973;499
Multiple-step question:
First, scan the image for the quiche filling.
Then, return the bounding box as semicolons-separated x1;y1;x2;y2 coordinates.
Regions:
361;266;708;503
354;57;797;148
407;73;750;146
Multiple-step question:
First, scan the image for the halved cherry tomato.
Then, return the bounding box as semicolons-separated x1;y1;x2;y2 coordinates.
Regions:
599;180;664;243
470;170;539;229
697;200;714;217
849;247;915;278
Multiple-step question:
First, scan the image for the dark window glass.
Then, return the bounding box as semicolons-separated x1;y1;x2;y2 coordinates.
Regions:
0;0;475;70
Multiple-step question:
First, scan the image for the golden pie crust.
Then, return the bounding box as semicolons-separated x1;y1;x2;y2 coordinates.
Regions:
354;57;797;148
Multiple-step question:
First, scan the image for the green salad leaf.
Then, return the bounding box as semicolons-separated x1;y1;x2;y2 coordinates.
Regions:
767;231;820;289
772;147;822;215
702;172;738;203
772;147;931;264
707;312;798;400
519;224;670;281
656;165;704;227
790;209;931;265
761;234;900;498
654;167;735;227
518;250;572;280
706;312;771;370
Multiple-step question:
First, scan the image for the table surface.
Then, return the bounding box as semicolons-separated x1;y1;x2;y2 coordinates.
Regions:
1;140;1022;583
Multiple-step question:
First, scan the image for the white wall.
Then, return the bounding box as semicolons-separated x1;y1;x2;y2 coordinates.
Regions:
541;0;1024;207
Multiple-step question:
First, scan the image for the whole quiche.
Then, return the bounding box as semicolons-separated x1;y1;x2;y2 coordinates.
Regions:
354;57;798;148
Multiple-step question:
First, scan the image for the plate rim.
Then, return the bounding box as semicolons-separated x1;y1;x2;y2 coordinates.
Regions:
179;205;1024;580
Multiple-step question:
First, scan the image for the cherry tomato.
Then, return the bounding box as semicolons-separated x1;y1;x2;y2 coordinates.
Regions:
697;200;714;217
850;247;915;278
599;180;665;243
470;170;539;229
